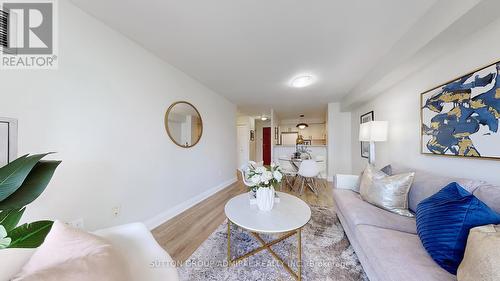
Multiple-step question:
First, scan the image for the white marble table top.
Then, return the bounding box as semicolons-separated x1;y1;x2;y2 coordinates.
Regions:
224;192;311;234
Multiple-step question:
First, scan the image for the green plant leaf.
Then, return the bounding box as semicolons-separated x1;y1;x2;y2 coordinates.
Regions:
0;153;53;202
0;207;25;231
0;161;61;210
7;220;53;248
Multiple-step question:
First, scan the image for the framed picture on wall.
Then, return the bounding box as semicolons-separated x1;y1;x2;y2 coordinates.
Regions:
0;117;18;167
421;60;500;160
360;111;374;158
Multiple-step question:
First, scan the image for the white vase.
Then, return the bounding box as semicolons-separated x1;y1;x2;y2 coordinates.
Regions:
256;187;275;211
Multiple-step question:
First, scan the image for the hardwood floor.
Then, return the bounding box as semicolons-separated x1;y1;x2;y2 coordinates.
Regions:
152;176;333;264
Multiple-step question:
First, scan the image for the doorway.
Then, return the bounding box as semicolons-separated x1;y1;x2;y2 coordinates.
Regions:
262;127;271;165
237;125;250;168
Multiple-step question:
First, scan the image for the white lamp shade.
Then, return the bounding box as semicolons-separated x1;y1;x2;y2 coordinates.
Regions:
359;122;371;141
359;121;388;142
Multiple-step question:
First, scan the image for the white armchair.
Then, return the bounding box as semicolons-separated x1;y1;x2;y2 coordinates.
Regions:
95;223;179;281
0;222;179;281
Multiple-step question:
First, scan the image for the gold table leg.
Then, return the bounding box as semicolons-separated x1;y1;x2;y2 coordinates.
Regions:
226;219;303;280
227;220;231;266
298;228;302;281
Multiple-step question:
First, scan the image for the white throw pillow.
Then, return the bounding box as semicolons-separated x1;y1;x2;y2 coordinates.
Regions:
0;248;35;280
12;221;131;281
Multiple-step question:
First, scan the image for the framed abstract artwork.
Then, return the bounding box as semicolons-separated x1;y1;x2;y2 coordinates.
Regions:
421;60;500;160
360;111;374;158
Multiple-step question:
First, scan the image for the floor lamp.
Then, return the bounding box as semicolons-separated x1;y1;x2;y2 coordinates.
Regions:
359;121;388;165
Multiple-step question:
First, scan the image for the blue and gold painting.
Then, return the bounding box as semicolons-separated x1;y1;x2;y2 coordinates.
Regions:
421;61;500;159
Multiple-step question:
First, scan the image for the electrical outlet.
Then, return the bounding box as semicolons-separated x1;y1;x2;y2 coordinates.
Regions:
67;219;85;229
112;206;121;217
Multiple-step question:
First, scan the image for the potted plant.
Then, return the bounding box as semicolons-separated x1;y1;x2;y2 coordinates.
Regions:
0;153;61;249
246;161;283;211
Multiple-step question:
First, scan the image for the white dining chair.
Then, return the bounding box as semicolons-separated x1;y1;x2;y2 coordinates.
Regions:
278;156;297;191
298;160;320;196
314;155;326;181
238;164;254;187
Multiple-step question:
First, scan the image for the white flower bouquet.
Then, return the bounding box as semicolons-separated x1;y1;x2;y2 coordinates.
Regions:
245;161;283;190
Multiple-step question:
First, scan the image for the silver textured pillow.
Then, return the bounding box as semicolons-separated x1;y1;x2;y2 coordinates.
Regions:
458;224;500;281
359;165;387;195
360;165;415;217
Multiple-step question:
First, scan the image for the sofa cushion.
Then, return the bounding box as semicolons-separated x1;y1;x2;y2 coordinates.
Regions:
457;224;500;281
355;225;456;281
390;164;486;212
416;183;500;274
333;188;417;234
473;184;500;213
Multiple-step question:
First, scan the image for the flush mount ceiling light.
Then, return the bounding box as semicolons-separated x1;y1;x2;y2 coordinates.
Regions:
291;75;315;88
296;114;309;129
260;116;268;121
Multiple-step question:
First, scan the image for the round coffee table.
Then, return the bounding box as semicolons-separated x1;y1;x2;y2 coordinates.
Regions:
224;191;311;280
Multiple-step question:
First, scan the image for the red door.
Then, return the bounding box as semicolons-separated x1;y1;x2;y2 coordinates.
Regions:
263;127;271;166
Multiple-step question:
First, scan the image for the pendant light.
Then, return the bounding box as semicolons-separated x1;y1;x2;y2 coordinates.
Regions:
296;114;308;130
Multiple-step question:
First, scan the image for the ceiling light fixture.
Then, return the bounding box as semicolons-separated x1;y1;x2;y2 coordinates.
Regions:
291;75;315;88
297;123;308;130
296;114;308;129
260;116;268;121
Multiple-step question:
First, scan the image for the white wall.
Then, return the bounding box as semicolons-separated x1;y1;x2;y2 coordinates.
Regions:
350;17;500;185
0;1;237;230
327;103;352;180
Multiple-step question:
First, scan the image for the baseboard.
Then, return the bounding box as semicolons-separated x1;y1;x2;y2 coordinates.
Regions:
144;177;238;230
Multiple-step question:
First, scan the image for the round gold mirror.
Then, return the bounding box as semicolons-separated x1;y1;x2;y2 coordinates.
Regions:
164;101;203;148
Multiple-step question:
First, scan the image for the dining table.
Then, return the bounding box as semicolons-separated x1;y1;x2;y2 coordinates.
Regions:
278;156;325;172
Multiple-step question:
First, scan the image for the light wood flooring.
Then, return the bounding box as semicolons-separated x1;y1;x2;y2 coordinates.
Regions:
151;175;333;264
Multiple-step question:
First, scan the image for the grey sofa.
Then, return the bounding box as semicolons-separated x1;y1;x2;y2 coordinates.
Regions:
333;165;500;281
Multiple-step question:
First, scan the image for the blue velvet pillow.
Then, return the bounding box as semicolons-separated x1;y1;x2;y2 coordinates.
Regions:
416;182;500;274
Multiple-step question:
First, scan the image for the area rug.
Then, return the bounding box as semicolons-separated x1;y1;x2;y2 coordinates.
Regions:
178;206;368;281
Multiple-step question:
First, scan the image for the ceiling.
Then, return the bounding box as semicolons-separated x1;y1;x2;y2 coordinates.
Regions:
70;0;498;119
